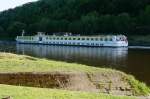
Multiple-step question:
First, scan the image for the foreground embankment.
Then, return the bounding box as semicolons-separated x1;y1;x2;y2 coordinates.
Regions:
0;72;143;96
0;53;149;98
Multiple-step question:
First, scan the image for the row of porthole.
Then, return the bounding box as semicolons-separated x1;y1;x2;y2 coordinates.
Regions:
18;37;33;40
46;37;112;41
44;42;104;46
18;37;34;40
18;37;113;41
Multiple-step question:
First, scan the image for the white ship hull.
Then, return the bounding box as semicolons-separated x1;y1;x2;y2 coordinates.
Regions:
16;33;128;47
16;40;128;47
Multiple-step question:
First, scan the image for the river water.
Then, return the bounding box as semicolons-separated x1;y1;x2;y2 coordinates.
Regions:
0;42;150;86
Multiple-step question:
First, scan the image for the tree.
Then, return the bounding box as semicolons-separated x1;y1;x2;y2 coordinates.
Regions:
114;13;131;33
99;15;116;33
7;22;26;38
68;21;82;33
135;5;150;35
0;0;150;37
0;26;4;33
80;12;99;35
0;26;6;37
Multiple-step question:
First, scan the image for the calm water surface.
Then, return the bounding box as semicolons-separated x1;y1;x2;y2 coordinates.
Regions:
0;42;150;86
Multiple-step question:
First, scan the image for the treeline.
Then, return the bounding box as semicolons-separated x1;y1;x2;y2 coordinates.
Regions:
0;0;150;39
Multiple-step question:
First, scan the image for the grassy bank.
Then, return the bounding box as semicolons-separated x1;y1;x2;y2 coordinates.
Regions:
0;52;118;73
0;84;135;99
0;53;149;97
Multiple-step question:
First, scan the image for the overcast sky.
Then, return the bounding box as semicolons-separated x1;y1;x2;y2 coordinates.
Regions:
0;0;38;11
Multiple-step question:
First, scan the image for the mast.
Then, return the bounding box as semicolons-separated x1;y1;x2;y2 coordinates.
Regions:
22;30;25;37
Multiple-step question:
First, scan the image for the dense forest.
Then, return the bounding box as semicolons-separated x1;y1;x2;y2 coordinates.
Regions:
0;0;150;39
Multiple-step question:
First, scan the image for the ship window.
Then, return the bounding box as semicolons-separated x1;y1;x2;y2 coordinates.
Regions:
57;38;59;40
69;38;72;40
95;38;98;41
65;38;67;40
105;38;108;41
87;38;89;40
53;38;56;40
73;38;76;40
61;38;63;40
39;37;42;41
78;38;80;40
82;38;85;40
91;38;94;41
110;38;112;41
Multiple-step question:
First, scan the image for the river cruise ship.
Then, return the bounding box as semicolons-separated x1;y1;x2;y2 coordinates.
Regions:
16;32;128;47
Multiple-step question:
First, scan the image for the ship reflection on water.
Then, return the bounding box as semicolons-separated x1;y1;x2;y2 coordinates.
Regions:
16;44;128;69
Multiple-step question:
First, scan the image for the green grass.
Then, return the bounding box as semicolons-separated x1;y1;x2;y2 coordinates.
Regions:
0;52;117;73
0;84;136;99
0;53;149;96
127;76;150;96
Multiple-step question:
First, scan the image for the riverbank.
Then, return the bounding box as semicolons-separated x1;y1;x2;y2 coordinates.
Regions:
0;52;149;99
128;35;150;46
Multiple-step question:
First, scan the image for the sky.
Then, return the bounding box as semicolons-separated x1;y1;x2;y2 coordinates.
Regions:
0;0;38;11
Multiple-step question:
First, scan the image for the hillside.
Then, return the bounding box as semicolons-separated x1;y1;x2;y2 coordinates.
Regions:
0;0;150;39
